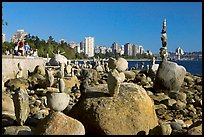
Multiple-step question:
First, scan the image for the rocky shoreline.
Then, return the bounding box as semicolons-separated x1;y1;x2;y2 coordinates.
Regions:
2;55;202;135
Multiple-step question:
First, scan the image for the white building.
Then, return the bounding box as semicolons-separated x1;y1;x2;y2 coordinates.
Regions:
175;47;184;60
2;33;6;43
120;45;124;55
85;37;94;57
11;29;27;43
139;45;145;54
59;38;67;44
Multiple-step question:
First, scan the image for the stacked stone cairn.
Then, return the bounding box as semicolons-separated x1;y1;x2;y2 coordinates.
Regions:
107;57;127;97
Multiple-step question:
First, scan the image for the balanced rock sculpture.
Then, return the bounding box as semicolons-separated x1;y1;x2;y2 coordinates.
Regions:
154;19;186;94
107;57;127;97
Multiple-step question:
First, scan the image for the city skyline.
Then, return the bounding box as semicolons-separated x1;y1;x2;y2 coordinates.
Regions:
2;2;202;54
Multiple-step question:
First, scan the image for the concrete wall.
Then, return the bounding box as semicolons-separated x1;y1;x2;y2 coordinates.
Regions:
2;56;46;82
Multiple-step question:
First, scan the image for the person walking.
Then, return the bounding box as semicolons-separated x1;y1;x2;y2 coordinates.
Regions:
24;42;30;55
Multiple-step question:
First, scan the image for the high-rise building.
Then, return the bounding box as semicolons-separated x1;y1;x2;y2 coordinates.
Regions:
80;41;85;53
2;33;6;43
75;44;80;53
112;42;119;55
139;45;145;54
85;37;94;57
11;29;27;43
124;43;133;56
132;44;139;56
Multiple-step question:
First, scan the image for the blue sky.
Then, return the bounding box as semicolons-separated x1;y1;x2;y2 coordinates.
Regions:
2;2;202;54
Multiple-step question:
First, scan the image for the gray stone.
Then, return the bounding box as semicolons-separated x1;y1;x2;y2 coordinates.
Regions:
59;78;65;93
123;71;136;81
155;104;167;110
149;93;170;102
49;54;68;66
46;92;70;112
172;100;186;110
169;91;187;102
170;122;183;130
162;98;177;107
154;61;186;94
148;64;159;80
13;89;30;126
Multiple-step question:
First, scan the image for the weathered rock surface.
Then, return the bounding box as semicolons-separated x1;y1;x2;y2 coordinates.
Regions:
49;54;68;66
108;57;117;70
13;89;30;126
3;126;34;135
4;78;29;91
68;83;158;135
107;69;125;97
124;71;136;81
64;76;80;90
34;111;85;135
154;61;186;94
149;123;172;135
2;93;15;118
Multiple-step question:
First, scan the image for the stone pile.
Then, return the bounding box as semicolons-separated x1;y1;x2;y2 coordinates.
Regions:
2;54;202;135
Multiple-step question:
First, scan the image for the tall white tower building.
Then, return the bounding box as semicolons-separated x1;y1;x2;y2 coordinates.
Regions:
2;33;6;43
85;37;94;57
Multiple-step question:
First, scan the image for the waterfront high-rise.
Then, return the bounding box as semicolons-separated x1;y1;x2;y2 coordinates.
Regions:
124;43;133;56
80;41;85;53
85;37;94;57
112;42;119;55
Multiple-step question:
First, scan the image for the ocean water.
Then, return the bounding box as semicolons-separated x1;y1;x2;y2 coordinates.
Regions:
128;60;202;76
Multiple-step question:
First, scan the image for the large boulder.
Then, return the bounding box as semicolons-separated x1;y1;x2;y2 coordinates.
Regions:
49;54;68;66
153;61;186;94
34;111;85;135
68;83;158;135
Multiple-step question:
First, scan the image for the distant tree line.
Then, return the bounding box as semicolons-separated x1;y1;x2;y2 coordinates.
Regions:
2;34;77;59
2;34;153;60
